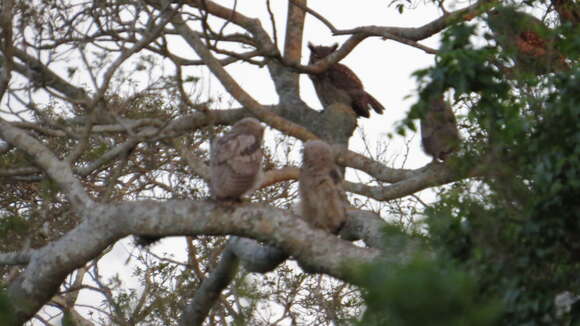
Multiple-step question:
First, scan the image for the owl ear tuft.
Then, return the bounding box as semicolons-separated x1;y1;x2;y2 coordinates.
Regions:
308;42;316;51
331;43;339;52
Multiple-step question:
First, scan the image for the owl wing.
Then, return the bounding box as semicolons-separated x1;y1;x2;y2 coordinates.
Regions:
211;130;263;199
212;132;262;176
420;100;460;160
300;167;348;234
317;168;348;233
327;63;364;91
420;109;437;140
328;64;379;117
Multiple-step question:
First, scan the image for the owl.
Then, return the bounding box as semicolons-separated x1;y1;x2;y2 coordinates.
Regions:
308;43;385;118
299;140;348;234
135;118;264;247
210;117;265;201
487;7;568;75
552;0;579;28
420;97;460;162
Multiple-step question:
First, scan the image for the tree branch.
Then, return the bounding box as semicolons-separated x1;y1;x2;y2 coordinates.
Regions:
170;14;317;141
0;248;35;265
0;120;94;211
282;0;307;90
181;243;239;326
3;199;386;325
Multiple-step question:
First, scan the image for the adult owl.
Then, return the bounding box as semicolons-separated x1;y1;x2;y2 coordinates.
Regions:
308;43;385;118
299;140;348;234
210;117;265;201
487;6;568;75
420;97;460;162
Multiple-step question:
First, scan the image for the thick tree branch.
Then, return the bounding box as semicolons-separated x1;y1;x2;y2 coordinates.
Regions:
335;146;417;183
0;120;94;211
3;200;386;325
282;0;307;90
180;208;418;326
0;248;35;265
229;237;288;273
345;162;456;201
9;49;90;104
181;244;239;326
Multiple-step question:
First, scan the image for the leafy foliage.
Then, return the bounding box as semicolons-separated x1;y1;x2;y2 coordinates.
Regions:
356;229;501;326
411;17;580;326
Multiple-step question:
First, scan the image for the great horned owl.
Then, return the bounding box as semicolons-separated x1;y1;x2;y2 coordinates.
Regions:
210;117;265;201
420;97;460;162
299;140;348;234
487;7;568;75
308;43;385;118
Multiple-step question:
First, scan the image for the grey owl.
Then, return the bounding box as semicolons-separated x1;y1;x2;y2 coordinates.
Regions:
210;117;265;201
308;43;385;118
299;140;348;234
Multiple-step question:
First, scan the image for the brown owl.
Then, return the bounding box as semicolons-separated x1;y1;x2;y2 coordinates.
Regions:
420;97;460;162
487;7;569;75
210;117;265;201
299;140;348;234
308;43;385;118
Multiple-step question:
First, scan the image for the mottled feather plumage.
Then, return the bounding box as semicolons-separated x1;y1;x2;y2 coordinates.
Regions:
134;118;264;247
308;43;385;118
299;140;348;234
420;97;460;162
210;118;264;201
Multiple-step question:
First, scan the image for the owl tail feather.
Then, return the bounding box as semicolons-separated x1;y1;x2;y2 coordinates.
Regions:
365;92;386;115
351;90;385;118
134;235;162;247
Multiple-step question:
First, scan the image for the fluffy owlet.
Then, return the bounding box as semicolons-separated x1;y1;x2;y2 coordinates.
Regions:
299;140;348;234
420;97;460;162
486;7;568;75
308;43;385;118
134;118;264;247
210;117;265;201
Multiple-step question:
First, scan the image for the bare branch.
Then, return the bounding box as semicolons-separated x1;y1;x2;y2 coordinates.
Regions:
170;14;318;141
0;120;93;211
182;244;239;326
4;199;384;324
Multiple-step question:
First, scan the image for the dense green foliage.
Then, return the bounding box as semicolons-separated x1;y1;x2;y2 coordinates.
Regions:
426;21;579;326
356;229;501;326
365;9;580;325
